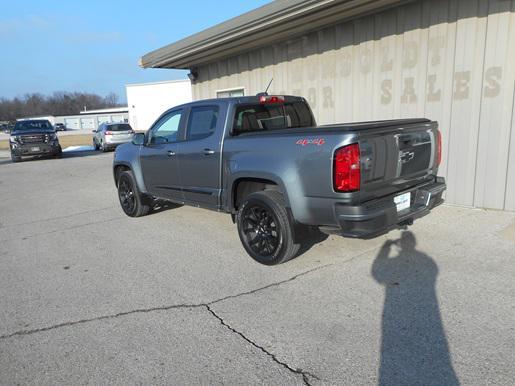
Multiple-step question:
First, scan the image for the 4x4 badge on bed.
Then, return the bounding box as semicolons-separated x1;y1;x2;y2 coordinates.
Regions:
296;138;326;146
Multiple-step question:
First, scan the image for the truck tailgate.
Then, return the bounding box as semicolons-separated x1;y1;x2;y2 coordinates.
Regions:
357;120;439;201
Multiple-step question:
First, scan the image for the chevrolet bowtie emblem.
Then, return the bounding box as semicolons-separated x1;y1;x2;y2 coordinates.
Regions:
400;151;415;164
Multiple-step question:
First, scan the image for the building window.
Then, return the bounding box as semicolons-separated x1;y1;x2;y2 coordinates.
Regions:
216;88;245;98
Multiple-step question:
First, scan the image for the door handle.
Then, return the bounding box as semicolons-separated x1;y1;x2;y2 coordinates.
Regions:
203;149;215;155
167;150;176;157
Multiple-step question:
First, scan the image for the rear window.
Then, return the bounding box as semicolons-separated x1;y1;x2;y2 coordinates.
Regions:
108;124;132;132
232;101;314;135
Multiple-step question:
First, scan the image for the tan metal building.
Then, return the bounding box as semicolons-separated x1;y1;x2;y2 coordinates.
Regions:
141;0;515;211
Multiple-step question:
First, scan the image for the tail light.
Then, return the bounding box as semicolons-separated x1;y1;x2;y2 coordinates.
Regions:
334;144;361;192
436;130;442;167
105;131;113;135
259;95;285;104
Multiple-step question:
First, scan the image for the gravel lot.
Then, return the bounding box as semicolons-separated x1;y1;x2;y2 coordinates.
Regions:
0;151;514;385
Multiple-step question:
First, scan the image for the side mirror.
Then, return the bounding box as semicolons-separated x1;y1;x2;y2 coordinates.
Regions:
132;132;145;146
92;130;97;133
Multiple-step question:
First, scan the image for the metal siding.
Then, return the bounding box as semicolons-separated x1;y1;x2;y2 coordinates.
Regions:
373;8;397;120
334;22;355;122
446;0;488;207
318;27;337;124
502;0;515;211
507;88;515;211
353;16;375;121
424;0;458;184
193;0;515;210
475;0;515;209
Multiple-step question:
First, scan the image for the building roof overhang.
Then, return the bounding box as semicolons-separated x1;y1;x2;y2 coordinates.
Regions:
140;0;412;70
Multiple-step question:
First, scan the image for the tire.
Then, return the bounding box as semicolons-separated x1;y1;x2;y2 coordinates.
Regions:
100;141;108;152
117;170;150;217
54;146;63;159
93;139;99;151
11;153;21;163
236;190;300;265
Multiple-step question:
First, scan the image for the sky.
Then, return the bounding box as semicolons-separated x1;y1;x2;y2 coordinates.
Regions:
0;0;270;103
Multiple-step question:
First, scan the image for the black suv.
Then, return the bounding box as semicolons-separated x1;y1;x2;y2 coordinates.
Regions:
54;123;67;131
9;120;62;162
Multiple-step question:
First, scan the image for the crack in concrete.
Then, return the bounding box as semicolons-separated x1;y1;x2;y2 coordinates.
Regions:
205;304;319;385
0;246;383;340
209;264;333;306
0;303;204;340
0;247;383;381
0;266;330;383
0;245;382;341
0;265;331;341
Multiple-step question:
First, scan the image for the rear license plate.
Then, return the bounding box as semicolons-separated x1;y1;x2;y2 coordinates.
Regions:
394;192;411;212
30;146;40;152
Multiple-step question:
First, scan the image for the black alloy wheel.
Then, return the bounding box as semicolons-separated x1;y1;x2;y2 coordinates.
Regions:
241;204;280;257
118;177;136;215
117;171;150;217
237;190;300;265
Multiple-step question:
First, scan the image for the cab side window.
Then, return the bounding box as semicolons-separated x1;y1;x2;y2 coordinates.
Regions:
186;106;219;141
150;110;183;144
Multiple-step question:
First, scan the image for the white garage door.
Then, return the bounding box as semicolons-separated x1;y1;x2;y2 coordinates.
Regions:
111;115;123;123
64;118;79;130
98;116;110;124
80;118;95;130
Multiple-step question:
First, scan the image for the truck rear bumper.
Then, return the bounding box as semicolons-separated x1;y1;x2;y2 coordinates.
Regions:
319;177;446;238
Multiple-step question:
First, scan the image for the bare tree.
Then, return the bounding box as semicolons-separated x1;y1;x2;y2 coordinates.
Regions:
0;92;123;122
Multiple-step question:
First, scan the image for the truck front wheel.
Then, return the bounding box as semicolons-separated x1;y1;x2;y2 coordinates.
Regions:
236;190;300;265
117;170;150;217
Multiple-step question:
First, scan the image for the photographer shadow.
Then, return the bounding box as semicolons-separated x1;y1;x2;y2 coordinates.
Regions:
371;231;459;386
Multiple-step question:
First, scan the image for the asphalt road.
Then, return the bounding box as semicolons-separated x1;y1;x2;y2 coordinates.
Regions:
0;151;514;385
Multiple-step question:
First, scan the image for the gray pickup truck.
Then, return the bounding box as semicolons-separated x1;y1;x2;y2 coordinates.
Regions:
113;95;445;265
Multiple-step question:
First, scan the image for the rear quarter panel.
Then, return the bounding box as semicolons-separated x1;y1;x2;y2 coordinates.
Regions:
222;130;358;225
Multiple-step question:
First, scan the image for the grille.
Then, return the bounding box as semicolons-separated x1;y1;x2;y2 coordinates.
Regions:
19;134;48;144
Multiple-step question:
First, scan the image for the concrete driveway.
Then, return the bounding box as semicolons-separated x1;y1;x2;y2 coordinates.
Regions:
0;152;514;385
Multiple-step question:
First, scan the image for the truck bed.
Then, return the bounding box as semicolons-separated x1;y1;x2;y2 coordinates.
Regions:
234;118;432;137
224;117;439;225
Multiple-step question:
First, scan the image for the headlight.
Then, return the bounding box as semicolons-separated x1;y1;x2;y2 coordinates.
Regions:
9;136;19;143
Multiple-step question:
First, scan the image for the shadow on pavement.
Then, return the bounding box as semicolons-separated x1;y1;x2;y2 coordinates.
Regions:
149;201;184;215
371;231;459;386
62;150;107;159
295;227;329;258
